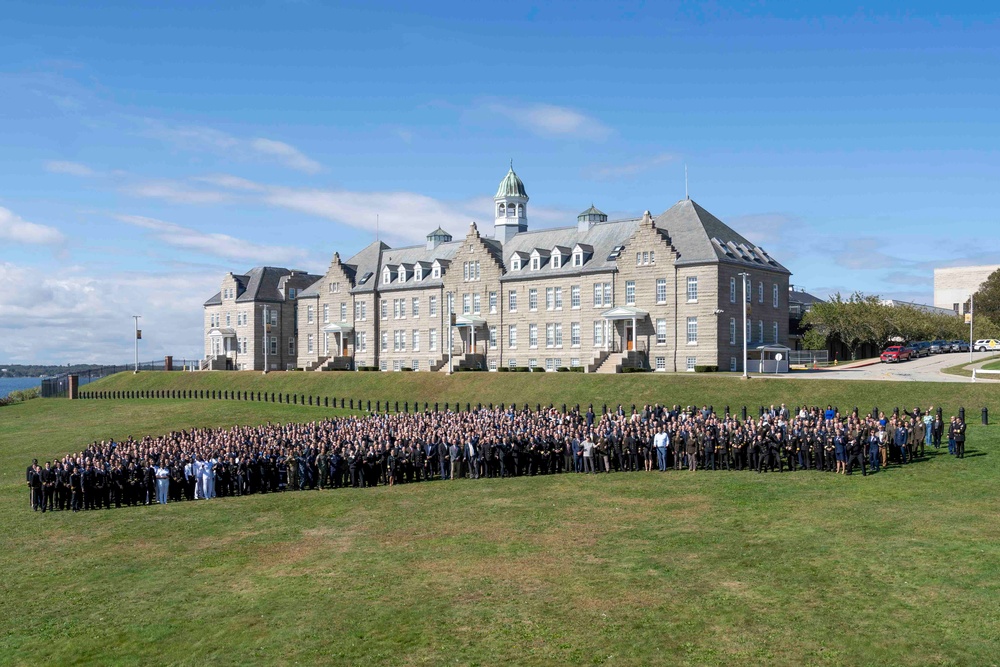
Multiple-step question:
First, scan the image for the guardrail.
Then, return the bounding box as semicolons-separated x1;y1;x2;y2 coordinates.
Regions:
972;369;1000;382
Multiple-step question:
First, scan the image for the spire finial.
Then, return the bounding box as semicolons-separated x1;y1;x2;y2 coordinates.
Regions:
510;158;513;170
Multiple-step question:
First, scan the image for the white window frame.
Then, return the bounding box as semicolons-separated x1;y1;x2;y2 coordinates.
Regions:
429;328;438;351
529;323;538;348
656;278;667;304
571;285;580;309
687;276;698;303
508;325;517;348
656;318;667;345
571;322;581;347
625;280;636;306
687;317;698;345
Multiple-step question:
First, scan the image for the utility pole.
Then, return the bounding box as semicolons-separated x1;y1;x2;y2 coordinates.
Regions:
447;293;454;376
969;292;974;365
739;272;749;378
262;305;269;375
133;315;142;374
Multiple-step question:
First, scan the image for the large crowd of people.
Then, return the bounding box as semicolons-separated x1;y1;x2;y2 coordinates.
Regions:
26;403;969;512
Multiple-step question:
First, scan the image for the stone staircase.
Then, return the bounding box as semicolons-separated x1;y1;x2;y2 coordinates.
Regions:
594;350;649;374
316;356;353;371
587;350;612;373
457;353;486;371
304;356;330;371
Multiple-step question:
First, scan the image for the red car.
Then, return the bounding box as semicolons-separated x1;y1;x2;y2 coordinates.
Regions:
880;346;911;363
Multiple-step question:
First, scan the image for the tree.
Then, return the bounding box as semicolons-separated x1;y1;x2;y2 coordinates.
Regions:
972;268;1000;330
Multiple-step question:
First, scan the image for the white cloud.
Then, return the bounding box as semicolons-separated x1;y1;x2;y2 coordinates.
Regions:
44;160;100;177
0;206;65;245
248;138;322;174
122;180;233;205
117;214;316;265
193;173;267;192
142;121;323;173
0;261;211;364
586;153;678;180
482;101;613;141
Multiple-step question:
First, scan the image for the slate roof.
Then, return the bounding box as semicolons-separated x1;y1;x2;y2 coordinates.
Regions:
501;217;641;281
204;267;321;306
374;239;464;293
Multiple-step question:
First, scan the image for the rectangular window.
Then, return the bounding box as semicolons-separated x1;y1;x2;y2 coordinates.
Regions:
508;325;517;348
489;326;497;349
730;357;737;372
650;251;655;264
473;293;481;315
546;323;555;348
307;334;314;353
773;321;779;343
656;318;667;345
381;300;388;320
554;323;563;347
462;294;471;315
687;276;698;302
571;285;580;308
528;288;537;310
746;280;752;303
358;332;367;353
429;296;438;317
412;297;420;318
594;321;604;347
773;284;779;308
655;356;666;371
594;283;603;307
571;322;581;346
270;337;278;356
759;283;764;303
546;287;554;310
552;254;561;269
413;359;420;371
573;252;582;267
747;318;751;342
529;324;538;348
636;252;642;266
380;360;388;371
381;332;388;352
341;303;347;322
554;287;563;310
546;358;555;371
489;291;497;313
730;318;736;345
399;299;406;319
529;358;538;369
322;304;329;323
429;328;438;351
758;320;764;343
392;299;400;320
730;277;736;303
463;262;469;281
412;330;420;351
686;356;696;371
359;302;367;321
687;317;698;345
508;290;517;312
509;358;517;370
571;358;580;368
489;358;497;371
225;313;231;327
643;251;649;265
531;257;540;270
393;360;401;372
656;278;667;304
625;280;635;306
604;283;612;306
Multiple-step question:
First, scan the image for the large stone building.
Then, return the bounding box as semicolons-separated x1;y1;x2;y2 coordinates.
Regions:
202;266;322;370
934;264;1000;315
289;166;791;373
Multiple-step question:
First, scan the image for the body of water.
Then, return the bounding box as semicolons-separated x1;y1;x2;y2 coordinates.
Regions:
0;377;42;398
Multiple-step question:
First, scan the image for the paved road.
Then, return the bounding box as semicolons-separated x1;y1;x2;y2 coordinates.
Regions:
786;351;998;382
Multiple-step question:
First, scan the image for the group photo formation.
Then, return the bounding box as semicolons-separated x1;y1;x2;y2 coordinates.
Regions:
26;402;970;512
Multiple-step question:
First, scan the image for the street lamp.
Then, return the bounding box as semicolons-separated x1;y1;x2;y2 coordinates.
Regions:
261;305;270;375
738;272;750;378
133;315;142;374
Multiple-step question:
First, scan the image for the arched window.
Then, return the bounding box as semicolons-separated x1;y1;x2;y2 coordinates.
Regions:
498;203;505;217
517;204;524;218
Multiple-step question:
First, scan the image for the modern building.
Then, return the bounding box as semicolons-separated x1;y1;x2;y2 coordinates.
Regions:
881;299;957;317
202;266;322;370
934;265;1000;315
291;166;792;373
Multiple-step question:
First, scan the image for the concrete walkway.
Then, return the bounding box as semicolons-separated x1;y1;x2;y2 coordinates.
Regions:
779;351;1000;383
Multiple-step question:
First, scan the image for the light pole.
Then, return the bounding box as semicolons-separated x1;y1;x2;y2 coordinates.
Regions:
133;315;141;374
969;292;974;365
262;305;269;375
447;292;454;376
739;273;749;378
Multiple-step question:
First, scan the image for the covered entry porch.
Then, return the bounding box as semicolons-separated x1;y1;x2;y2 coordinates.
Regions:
206;327;238;370
600;306;649;352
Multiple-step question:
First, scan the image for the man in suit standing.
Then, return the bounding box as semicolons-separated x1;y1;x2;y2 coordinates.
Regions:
954;416;967;458
894;424;909;465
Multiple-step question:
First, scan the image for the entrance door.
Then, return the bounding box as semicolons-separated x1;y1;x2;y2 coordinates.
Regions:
625;321;634;351
342;334;349;356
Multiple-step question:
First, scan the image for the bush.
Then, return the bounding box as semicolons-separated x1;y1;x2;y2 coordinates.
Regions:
497;366;510;372
0;387;40;407
569;367;585;373
622;366;651;373
513;367;530;373
556;367;569;372
531;367;546;373
694;365;719;373
401;367;414;372
358;366;379;372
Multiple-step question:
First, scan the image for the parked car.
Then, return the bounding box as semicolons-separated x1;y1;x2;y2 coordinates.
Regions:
974;339;1000;352
951;340;970;353
880;346;911;363
928;340;949;354
911;342;931;357
903;344;920;359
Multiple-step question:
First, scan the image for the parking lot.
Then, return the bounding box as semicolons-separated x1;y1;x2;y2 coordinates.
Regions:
788;350;997;382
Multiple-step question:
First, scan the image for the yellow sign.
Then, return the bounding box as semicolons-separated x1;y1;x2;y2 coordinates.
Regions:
965;314;972;324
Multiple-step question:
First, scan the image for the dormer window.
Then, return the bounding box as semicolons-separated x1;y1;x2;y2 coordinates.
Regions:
552;255;561;269
432;262;441;279
398;267;406;283
382;267;391;284
415;266;423;282
531;257;540;270
288;288;298;299
512;257;521;271
573;252;582;267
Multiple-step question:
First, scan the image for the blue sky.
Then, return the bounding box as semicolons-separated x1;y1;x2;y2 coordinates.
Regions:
2;1;999;363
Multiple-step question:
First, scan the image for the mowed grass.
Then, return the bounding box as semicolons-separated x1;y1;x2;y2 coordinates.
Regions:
88;370;997;417
1;398;999;666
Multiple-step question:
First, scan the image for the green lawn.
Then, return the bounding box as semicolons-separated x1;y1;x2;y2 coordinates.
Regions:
982;359;1000;371
1;393;997;665
86;370;996;417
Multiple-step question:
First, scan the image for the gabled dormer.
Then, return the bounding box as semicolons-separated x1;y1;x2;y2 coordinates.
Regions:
572;243;594;267
431;259;448;279
382;265;397;285
529;248;550;271
550;246;571;269
510;251;529;271
398;263;413;283
415;261;432;282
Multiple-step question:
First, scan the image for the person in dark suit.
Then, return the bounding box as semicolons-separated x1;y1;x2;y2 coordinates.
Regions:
954;417;967;458
26;459;38;509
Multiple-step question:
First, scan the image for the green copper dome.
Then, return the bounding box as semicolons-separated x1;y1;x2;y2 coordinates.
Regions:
496;163;528;199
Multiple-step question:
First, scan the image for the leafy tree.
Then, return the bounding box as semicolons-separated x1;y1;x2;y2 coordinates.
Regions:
972;268;1000;329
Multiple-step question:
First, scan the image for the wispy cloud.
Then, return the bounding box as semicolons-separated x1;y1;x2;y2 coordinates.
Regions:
0;206;65;245
116;214;315;265
481;101;613;141
44;160;100;177
141;121;323;173
586;153;678;180
122;180;234;205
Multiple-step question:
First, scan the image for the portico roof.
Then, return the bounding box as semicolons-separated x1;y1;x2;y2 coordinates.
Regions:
322;323;355;334
208;327;237;338
600;306;649;320
454;314;487;327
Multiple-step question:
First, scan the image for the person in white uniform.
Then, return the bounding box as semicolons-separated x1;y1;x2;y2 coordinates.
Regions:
155;464;170;504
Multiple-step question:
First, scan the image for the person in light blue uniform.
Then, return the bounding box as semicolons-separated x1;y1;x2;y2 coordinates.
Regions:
155;464;170;504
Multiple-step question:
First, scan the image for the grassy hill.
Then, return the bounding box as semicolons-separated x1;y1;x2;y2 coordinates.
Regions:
2;383;997;664
85;370;995;418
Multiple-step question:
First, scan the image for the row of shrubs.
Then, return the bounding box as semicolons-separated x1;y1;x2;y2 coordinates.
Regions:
0;387;41;407
497;366;586;373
